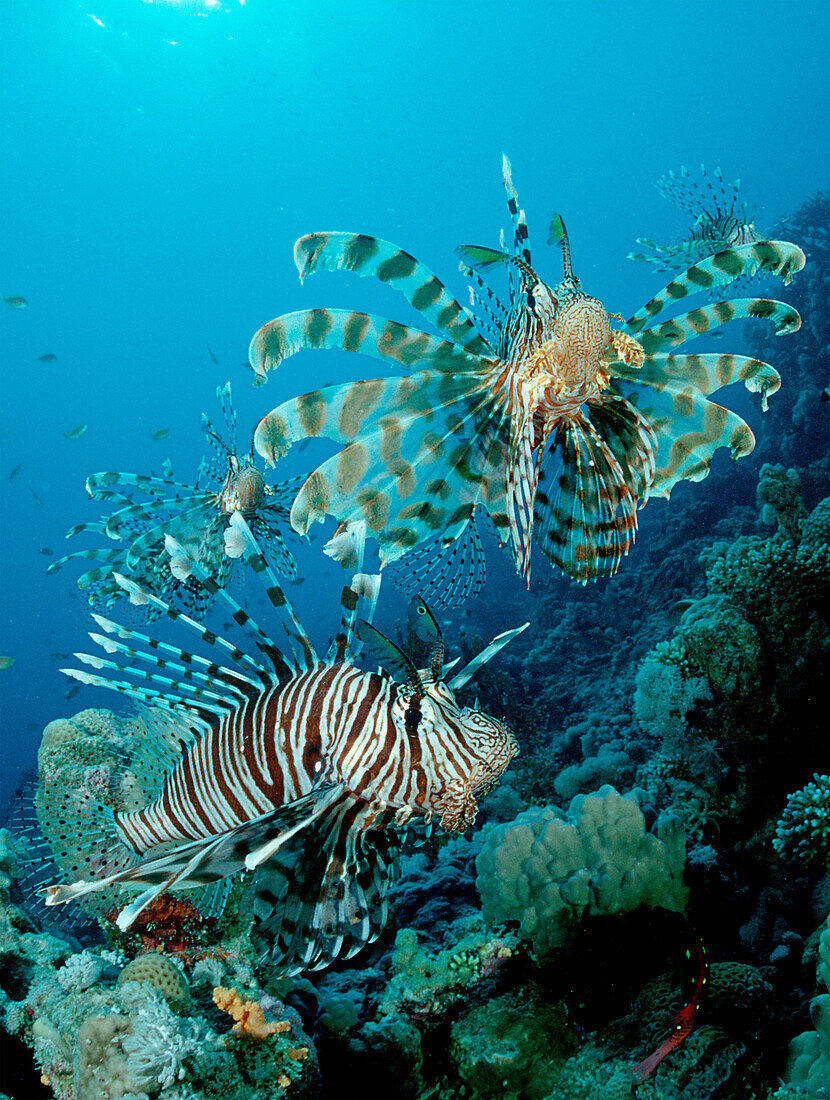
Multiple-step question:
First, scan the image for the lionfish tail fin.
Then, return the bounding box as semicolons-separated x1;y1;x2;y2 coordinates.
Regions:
36;784;140;922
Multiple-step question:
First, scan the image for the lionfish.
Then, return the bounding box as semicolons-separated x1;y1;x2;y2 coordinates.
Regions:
248;157;804;588
629;164;765;273
49;382;299;616
39;514;524;972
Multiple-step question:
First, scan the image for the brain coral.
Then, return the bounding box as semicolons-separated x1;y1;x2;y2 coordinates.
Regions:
475;786;688;961
117;952;190;1009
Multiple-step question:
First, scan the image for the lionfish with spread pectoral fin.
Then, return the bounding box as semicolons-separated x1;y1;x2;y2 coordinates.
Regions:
249;157;804;586
38;515;524;972
629;163;766;273
48;382;301;617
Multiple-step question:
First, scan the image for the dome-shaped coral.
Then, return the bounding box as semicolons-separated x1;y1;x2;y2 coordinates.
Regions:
476;786;688;961
117;952;190;1009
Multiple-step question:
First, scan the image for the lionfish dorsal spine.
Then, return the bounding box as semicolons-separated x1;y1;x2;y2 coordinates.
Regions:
447;622;529;690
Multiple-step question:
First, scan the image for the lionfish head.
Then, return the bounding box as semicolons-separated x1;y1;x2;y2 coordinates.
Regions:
219;457;266;515
457;705;519;795
415;681;518;830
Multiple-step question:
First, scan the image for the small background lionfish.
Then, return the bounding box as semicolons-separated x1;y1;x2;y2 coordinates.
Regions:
48;382;300;617
247;157;804;588
38;514;524;972
628;164;765;273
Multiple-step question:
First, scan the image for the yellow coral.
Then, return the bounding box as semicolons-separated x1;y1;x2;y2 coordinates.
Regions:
213;987;300;1045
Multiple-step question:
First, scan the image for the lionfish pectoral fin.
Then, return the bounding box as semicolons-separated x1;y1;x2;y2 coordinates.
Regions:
249;790;401;973
42;788;340;931
385;518;487;611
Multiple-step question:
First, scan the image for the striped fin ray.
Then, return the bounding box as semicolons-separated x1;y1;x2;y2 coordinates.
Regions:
216;512;317;670
252;509;300;580
47;544;126;580
502;154;531;267
293;232;488;353
504;423;538;580
286;372;513;566
107;495;213;547
447;621;529;690
68;649;244;717
87;612;264;696
386;514;487;609
607;352;781;411
630;298;801;356
609;374;757;496
533;415;640;582
626;241;805;334
65;520;109;538
87;470;192;501
325;521;382;663
60;664;230;725
249;308;485;385
110;571;278;677
459;261;507;349
254;366;491;467
124;503;218;572
657;163;745;220
215;380;238;453
248;791;401;972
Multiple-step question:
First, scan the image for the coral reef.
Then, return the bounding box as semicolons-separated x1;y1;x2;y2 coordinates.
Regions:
3;181;828;1100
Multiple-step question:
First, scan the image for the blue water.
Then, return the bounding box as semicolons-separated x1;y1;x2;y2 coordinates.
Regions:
1;0;828;809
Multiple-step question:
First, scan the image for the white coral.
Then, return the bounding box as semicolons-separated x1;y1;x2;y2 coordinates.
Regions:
122;992;213;1093
57;950;103;992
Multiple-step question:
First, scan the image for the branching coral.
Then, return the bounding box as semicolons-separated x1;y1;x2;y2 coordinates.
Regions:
773;775;830;867
213;987;293;1044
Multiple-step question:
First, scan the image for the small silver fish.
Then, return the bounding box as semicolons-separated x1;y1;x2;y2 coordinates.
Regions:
63;424;88;440
8;464;22;482
152;428;171;441
3;296;28;309
38;353;58;363
0;656;13;671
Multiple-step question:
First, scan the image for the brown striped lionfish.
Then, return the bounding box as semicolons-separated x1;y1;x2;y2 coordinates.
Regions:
629;164;765;273
39;514;524;972
48;383;299;616
248;157;804;588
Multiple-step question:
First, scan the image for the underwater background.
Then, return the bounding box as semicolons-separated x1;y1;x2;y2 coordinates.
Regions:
1;1;828;1098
